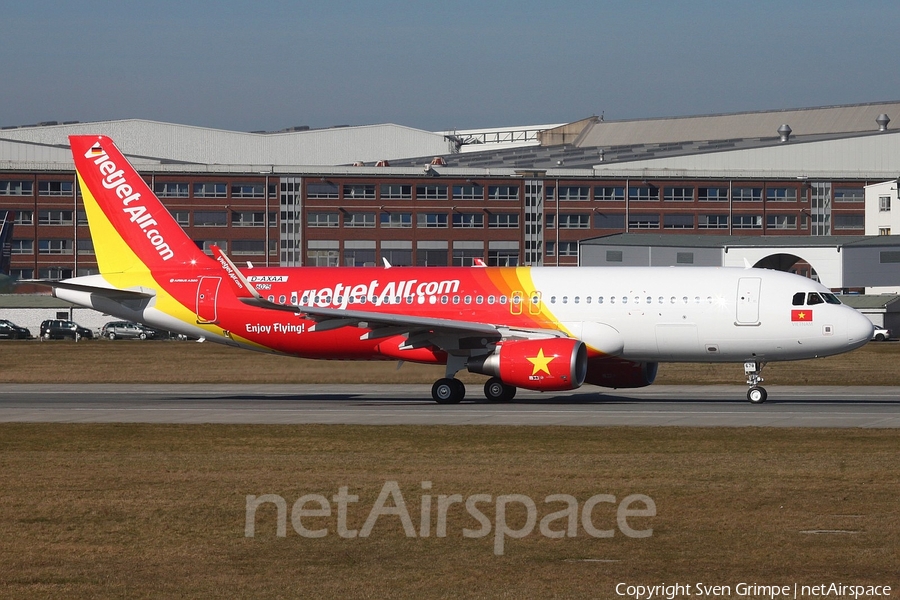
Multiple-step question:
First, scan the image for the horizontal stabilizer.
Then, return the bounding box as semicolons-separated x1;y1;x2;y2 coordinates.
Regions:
21;278;156;300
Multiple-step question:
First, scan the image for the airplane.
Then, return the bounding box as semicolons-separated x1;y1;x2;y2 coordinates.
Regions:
42;135;874;404
0;210;16;293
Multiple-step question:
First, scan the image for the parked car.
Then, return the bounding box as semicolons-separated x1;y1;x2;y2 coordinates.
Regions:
0;319;32;339
872;326;891;342
39;319;94;340
101;321;156;340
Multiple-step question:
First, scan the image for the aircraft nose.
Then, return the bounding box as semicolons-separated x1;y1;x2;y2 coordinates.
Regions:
846;309;874;349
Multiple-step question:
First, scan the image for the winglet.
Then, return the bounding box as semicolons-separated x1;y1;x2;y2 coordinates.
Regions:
473;258;486;267
382;257;392;269
210;245;261;299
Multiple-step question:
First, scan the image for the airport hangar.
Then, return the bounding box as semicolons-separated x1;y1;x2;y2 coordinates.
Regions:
1;101;900;289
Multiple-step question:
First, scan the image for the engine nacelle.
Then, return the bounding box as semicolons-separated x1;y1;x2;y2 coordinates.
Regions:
468;338;587;391
583;357;658;389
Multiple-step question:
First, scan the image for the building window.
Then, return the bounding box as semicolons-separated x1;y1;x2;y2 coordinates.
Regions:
38;181;74;196
879;227;892;236
232;240;266;255
194;211;227;226
594;213;625;229
676;252;694;264
628;214;659;229
416;184;448;200
557;213;590;229
193;183;227;198
39;267;73;279
732;187;762;202
698;214;728;229
11;239;33;255
417;213;448;228
38;210;73;225
196;240;226;254
342;248;376;267
452;213;484;228
380;184;411;199
307;212;340;228
154;182;189;197
232;211;274;227
453;184;484;200
767;215;797;230
606;250;623;262
381;248;413;266
452;249;484;266
13;211;33;225
766;187;797;202
550;242;578;256
170;211;190;226
416;249;448;266
549;186;590;202
833;214;864;230
663;187;694;202
487;185;519;201
38;239;73;255
345;212;376;228
308;250;339;266
76;239;95;255
733;215;763;229
231;183;265;198
698;187;728;202
488;213;519;228
880;251;900;263
380;212;412;228
488;250;519;266
628;186;658;202
834;188;864;203
594;186;625;202
663;214;694;229
0;181;33;195
879;196;891;212
307;182;339;199
343;184;376;199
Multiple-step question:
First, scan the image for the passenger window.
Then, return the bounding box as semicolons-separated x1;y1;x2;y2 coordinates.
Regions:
598;296;604;304
488;296;495;304
807;293;824;305
476;296;483;304
499;296;507;304
792;292;805;306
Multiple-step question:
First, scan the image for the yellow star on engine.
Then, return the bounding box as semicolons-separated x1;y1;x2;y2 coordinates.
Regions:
527;348;555;376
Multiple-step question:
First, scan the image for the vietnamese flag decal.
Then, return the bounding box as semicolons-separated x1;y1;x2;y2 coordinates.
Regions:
791;309;813;322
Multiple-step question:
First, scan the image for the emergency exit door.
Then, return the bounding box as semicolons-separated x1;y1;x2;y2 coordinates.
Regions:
736;277;761;325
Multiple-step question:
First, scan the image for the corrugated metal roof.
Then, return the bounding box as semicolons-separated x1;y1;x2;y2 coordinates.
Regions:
840;295;900;310
572;101;900;147
0;119;454;166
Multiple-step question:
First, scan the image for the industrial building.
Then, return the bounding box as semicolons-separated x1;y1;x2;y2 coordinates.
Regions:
2;101;900;285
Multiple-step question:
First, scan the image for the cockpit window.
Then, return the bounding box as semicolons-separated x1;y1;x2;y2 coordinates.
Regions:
821;292;842;305
807;292;824;305
792;292;805;306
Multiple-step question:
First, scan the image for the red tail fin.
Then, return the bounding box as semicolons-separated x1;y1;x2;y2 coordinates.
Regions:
69;135;213;274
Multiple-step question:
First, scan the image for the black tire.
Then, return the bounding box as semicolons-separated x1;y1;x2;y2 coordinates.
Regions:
747;386;767;404
432;378;463;404
484;377;516;403
108;332;116;340
875;334;886;342
139;333;147;340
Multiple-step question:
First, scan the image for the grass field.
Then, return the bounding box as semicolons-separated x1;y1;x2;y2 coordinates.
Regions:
0;425;898;598
1;338;899;385
2;341;898;597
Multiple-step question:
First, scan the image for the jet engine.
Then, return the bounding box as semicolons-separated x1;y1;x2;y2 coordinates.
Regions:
583;357;658;388
468;338;587;391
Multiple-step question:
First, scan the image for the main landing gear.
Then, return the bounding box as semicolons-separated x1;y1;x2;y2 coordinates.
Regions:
430;377;518;404
744;361;767;404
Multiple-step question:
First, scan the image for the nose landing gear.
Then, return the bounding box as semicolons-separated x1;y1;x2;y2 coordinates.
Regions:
744;361;767;404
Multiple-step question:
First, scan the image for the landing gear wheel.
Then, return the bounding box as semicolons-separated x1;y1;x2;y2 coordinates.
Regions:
747;386;767;404
484;377;516;403
432;378;465;404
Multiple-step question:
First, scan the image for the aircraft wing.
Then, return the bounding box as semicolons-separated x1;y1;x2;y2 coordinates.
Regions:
216;245;565;347
238;295;564;342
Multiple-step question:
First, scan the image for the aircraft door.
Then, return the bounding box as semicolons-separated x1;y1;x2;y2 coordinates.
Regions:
736;277;761;325
196;276;221;324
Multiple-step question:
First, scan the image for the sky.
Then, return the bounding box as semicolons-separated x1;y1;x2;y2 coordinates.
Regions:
4;0;900;133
